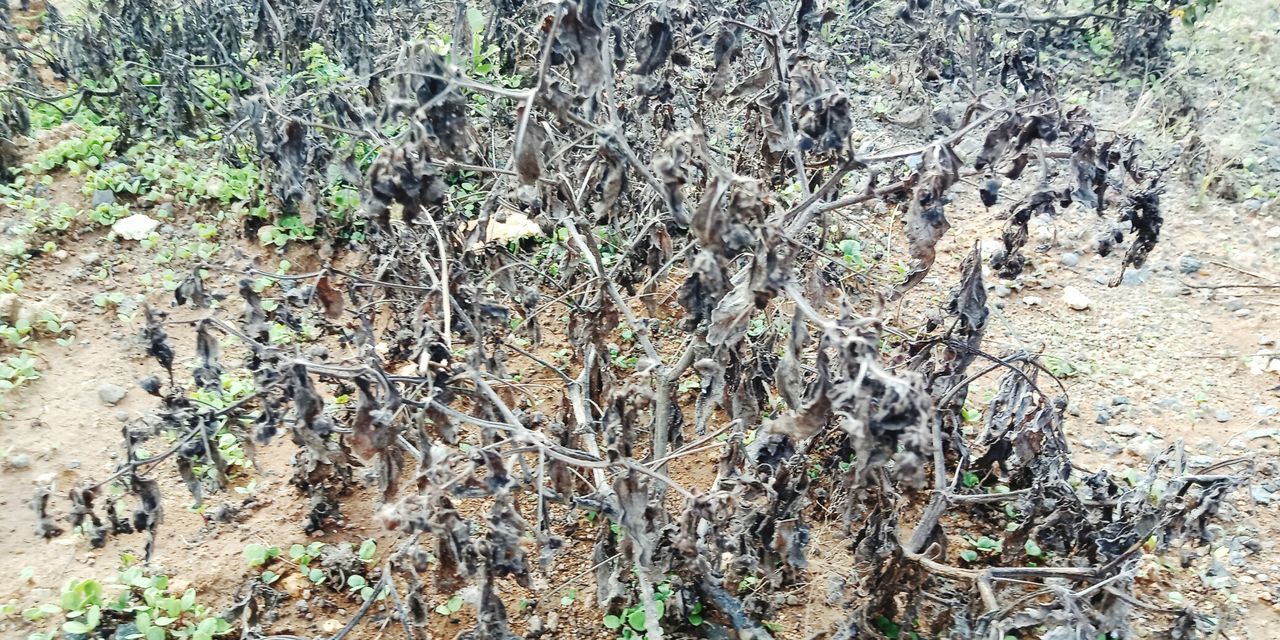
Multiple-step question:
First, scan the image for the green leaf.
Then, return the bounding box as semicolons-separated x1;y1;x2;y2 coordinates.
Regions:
435;595;463;616
962;472;981;488
688;613;703;626
62;621;91;634
602;614;622;629
181;588;196;610
627;608;646;632
358;539;377;562
289;544;306;560
975;536;1001;552
309;568;326;584
346;574;366;590
85;605;101;628
959;550;979;563
146;627;166;640
560;588;576;607
1024;539;1044;557
243;543;275;567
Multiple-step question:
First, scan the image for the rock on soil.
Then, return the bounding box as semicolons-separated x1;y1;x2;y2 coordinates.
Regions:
97;382;127;406
1062;286;1091;310
111;214;160;241
1177;255;1203;274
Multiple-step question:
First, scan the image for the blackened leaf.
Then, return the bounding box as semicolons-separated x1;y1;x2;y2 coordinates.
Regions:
174;268;209;308
633;19;672;75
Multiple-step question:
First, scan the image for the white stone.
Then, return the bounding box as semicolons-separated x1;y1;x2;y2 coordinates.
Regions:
111;214;160;241
1062;286;1091;311
1022;296;1043;306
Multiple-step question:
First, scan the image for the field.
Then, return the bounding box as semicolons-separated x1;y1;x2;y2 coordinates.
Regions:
2;0;1279;639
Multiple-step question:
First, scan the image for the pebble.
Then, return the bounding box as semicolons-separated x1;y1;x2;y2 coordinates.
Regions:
91;189;115;207
1060;252;1081;267
1096;410;1111;425
1225;299;1245;312
1234;308;1254;318
114;411;129;422
1062;286;1091;310
53;250;69;260
65;460;81;470
1215;409;1233;423
98;382;127;406
1105;425;1140;437
6;453;31;470
993;285;1012;298
1022;296;1042;306
1177;255;1203;275
1266;226;1280;239
1113;395;1131;406
1121;268;1150;286
1252;485;1275;505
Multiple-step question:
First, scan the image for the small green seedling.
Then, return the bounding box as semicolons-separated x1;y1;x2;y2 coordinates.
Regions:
435;594;463;616
243;543;280;567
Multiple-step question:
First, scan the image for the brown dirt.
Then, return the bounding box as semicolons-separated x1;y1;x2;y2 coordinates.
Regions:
2;4;1279;640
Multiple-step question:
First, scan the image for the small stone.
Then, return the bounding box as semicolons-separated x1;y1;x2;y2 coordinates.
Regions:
1121;268;1150;286
1234;308;1253;318
6;453;30;470
1022;296;1042;306
1188;455;1214;468
1105;425;1140;437
1195;438;1219;454
98;382;127;406
1062;286;1091;310
91;189;116;207
1112;395;1131;406
1096;410;1111;425
993;285;1012;298
1214;409;1233;423
111;214;160;241
1266;226;1280;239
53;250;69;260
114;411;129;422
1060;252;1081;267
1225;298;1245;312
1156;398;1181;410
81;252;101;265
65;460;81;470
1147;428;1165;439
1252;485;1275;505
1177;255;1203;275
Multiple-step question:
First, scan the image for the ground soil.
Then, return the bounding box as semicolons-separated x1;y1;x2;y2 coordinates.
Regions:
2;1;1279;639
